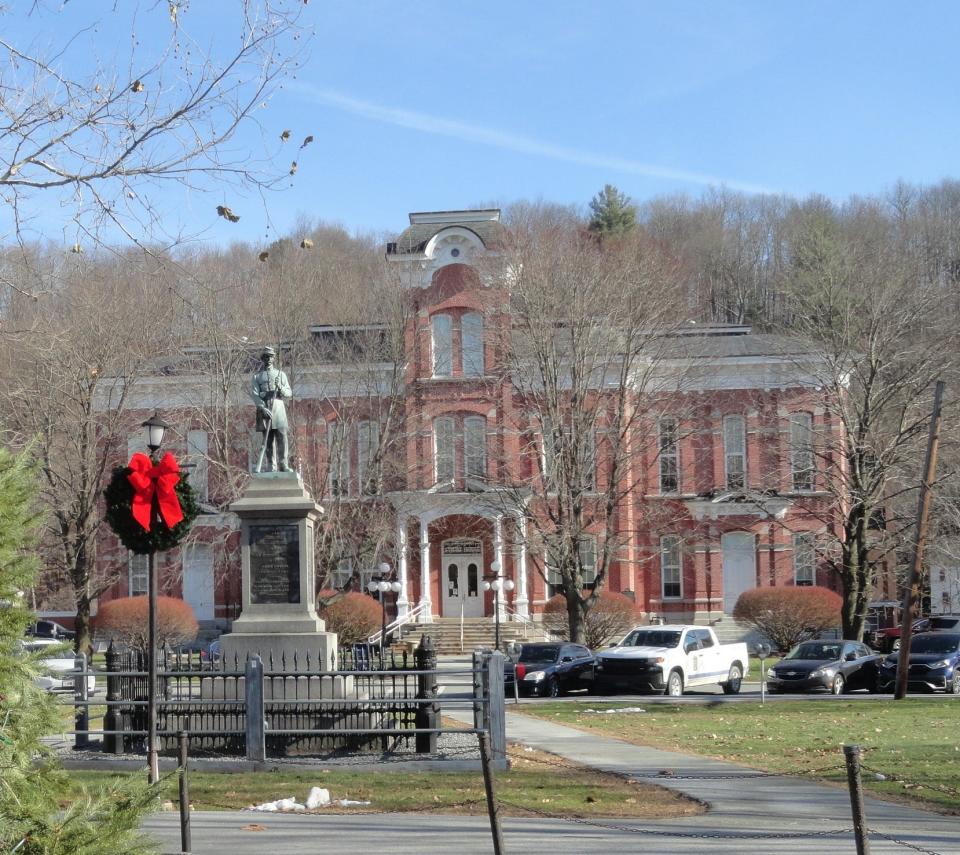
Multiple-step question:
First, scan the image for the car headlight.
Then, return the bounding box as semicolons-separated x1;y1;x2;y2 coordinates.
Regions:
766;667;777;679
930;659;952;669
881;658;896;669
810;667;834;679
524;670;546;682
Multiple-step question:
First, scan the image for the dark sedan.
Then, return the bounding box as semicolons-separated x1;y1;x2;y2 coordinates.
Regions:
504;642;595;697
766;640;881;694
877;632;960;693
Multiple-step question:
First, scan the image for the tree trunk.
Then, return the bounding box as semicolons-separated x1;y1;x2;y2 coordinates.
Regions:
74;592;94;658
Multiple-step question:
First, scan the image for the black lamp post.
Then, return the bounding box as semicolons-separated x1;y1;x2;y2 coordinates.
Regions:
482;560;514;651
367;562;401;668
142;411;168;785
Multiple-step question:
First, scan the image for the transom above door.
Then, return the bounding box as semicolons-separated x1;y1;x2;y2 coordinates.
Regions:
441;538;483;618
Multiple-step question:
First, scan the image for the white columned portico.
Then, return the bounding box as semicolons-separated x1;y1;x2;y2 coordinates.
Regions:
417;516;433;623
396;515;410;619
494;514;505;621
514;514;529;618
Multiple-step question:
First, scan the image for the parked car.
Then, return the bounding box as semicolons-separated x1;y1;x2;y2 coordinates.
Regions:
927;615;960;632
25;619;75;641
869;618;930;653
593;625;748;696
877;632;960;693
504;642;595;697
766;639;882;694
21;639;96;693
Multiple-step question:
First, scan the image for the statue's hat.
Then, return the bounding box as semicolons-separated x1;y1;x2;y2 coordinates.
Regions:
261;345;276;358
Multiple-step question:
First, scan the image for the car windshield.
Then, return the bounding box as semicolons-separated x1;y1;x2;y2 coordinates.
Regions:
517;645;561;664
621;630;682;648
929;617;960;630
910;634;960;655
785;642;842;661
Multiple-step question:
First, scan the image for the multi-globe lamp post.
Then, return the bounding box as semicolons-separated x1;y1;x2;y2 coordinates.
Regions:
367;562;401;668
141;411;169;785
482;560;514;651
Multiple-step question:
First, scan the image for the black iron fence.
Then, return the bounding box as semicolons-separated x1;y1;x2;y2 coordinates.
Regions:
70;639;507;765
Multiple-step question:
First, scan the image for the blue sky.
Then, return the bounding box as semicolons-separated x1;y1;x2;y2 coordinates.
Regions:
6;2;960;245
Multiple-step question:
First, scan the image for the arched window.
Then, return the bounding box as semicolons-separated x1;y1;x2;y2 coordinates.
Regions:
431;314;452;377
464;416;487;480
789;412;815;491
434;417;455;483
462;312;484;376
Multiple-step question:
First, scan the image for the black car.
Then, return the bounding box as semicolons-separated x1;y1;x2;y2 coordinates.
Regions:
504;642;595;697
766;640;881;694
25;619;75;641
877;632;960;693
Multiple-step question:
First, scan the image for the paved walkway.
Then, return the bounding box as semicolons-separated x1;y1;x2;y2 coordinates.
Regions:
143;705;960;854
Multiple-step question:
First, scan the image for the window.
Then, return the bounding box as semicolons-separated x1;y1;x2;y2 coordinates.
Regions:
546;563;562;599
127;433;148;460
357;420;380;494
462;312;484;377
464;416;487;480
186;429;209;502
723;415;746;490
541;421;596;492
327;422;350;496
332;557;353;590
431;314;453;377
578;536;597;587
434;417;455;483
793;532;815;586
129;552;149;597
661;535;682;599
658;417;679;494
789;413;815;491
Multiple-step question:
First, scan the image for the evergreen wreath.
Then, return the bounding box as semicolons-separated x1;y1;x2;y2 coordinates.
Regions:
104;465;199;554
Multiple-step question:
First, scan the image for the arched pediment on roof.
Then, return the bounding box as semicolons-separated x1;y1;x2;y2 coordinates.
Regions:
423;226;486;267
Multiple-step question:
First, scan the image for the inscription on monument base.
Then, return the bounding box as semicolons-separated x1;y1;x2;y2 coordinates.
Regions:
249;524;300;604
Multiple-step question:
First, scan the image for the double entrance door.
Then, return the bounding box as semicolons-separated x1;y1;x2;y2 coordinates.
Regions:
441;538;483;618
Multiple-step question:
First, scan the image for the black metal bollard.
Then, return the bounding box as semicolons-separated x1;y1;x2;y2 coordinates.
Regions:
178;731;191;853
73;652;89;750
414;635;438;754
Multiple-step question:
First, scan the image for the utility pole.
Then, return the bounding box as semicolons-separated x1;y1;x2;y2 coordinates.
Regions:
895;380;945;700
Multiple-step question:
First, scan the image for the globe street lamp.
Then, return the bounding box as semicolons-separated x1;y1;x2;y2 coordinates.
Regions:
141;411;168;784
482;560;515;651
367;562;401;668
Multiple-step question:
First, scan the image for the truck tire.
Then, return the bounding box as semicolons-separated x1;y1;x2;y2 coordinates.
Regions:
664;670;684;697
722;664;743;695
891;638;901;653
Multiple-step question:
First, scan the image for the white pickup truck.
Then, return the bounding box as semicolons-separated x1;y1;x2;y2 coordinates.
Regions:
594;625;748;696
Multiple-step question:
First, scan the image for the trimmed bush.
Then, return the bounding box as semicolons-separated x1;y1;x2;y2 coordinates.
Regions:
94;595;198;652
733;586;843;653
318;590;384;646
542;590;641;649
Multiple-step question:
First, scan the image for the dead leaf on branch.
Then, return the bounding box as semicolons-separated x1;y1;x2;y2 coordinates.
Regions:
258;251;269;262
131;80;144;93
289;161;298;175
169;2;178;24
300;135;314;149
216;205;240;223
300;238;313;249
280;129;291;141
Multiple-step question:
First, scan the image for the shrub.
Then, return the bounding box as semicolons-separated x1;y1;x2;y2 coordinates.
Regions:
542;591;641;649
318;590;384;646
733;586;843;653
94;595;198;652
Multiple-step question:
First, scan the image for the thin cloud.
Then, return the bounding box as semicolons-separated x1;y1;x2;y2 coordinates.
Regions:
295;85;774;195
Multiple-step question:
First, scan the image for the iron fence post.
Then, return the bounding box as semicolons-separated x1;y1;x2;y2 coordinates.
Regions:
103;641;121;754
73;651;89;750
486;651;506;769
245;655;265;763
415;635;438;753
844;744;871;855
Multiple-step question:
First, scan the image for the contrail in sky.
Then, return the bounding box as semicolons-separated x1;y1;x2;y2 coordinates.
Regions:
294;85;774;195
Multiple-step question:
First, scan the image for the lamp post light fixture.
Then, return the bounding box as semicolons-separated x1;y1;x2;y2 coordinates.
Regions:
367;562;401;668
140;411;169;785
482;560;515;651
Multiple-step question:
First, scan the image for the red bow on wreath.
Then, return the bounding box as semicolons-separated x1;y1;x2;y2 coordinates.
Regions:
127;452;185;532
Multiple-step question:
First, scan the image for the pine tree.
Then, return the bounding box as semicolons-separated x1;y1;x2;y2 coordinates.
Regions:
0;447;157;855
588;184;638;237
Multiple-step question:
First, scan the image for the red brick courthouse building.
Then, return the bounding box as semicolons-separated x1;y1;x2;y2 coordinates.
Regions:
99;209;850;636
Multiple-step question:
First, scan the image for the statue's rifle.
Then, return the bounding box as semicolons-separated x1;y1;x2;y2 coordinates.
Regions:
254;396;274;474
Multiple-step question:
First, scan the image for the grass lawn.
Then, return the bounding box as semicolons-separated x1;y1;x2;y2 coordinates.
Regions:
522;698;960;813
63;744;703;819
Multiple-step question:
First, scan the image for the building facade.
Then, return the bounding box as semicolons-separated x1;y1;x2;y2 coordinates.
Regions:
98;209;852;633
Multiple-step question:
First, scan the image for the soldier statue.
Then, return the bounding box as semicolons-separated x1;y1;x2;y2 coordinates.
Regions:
251;346;292;472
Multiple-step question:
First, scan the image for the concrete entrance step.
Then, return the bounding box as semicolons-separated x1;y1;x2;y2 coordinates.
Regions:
399;617;543;654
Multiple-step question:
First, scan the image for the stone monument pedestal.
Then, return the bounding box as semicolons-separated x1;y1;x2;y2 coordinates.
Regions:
219;471;337;671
